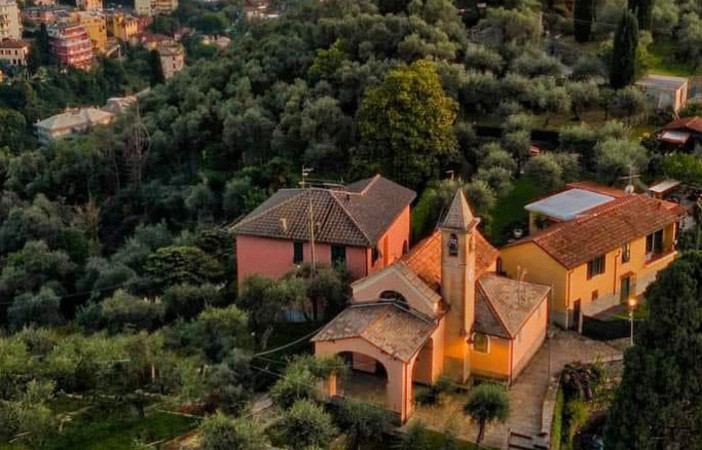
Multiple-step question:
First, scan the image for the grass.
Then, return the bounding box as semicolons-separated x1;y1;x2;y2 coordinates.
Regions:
646;40;700;77
1;411;198;450
489;178;544;245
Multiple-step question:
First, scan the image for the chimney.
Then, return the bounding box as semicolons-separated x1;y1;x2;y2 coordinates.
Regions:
280;218;287;233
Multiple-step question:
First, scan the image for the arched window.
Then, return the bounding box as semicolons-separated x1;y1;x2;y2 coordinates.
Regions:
380;290;407;305
448;233;459;256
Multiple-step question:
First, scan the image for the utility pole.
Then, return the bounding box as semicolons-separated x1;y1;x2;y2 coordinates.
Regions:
302;167;316;271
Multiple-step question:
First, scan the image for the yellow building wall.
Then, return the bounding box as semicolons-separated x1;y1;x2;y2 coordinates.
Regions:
471;336;511;381
511;298;548;380
77;14;107;53
500;243;569;325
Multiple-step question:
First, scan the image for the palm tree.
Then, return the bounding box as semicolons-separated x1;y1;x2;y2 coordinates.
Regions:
463;384;510;445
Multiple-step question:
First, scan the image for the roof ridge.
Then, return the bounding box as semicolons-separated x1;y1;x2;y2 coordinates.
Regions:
329;192;373;246
359;174;381;195
476;279;512;338
232;189;306;229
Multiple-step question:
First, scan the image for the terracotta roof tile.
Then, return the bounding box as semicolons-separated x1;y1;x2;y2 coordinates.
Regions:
231;175;415;247
662;116;702;134
506;194;683;268
311;303;437;362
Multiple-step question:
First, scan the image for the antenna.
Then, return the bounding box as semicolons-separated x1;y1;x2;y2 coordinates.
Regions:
619;164;640;194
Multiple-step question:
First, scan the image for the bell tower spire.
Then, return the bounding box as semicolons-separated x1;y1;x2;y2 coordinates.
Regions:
440;189;479;382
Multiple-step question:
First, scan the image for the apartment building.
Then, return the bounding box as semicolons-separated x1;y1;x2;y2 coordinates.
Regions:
76;0;102;11
35;107;114;144
135;0;177;16
74;11;107;53
157;40;184;79
48;23;94;69
105;11;138;41
0;0;22;41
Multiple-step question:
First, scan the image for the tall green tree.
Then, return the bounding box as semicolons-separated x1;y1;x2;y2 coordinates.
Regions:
628;0;654;30
355;60;458;188
574;0;596;42
610;10;639;89
605;252;702;448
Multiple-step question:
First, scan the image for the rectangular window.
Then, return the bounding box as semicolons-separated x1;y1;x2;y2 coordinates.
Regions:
646;229;664;260
587;254;606;278
621;276;632;303
622;242;631;263
591;290;598;301
293;241;303;264
331;245;346;267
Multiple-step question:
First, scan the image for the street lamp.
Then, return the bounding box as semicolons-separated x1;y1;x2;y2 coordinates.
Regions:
628;297;638;346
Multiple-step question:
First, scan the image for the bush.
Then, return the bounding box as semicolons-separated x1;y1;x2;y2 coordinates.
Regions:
395;421;433;450
279;399;337;449
336;398;390;448
552;386;564;450
415;376;453;406
200;412;269;450
100;289;165;333
163;283;222;322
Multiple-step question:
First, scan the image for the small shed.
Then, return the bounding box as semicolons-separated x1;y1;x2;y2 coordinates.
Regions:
649;179;681;200
635;75;689;113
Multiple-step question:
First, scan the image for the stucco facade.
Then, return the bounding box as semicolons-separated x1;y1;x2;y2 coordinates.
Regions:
235;205;411;285
502;221;678;328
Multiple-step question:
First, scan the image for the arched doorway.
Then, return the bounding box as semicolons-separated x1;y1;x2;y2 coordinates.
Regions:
380;290;408;306
337;351;388;407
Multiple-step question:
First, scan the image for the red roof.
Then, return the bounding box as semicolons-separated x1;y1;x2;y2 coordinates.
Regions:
402;229;499;293
662;116;702;134
506;194;683;268
0;40;30;49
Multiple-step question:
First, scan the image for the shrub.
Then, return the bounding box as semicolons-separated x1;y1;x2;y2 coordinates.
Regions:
279;399;337;449
200;412;269;450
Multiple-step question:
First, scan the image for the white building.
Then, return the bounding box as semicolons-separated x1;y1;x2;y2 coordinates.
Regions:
35;107;114;145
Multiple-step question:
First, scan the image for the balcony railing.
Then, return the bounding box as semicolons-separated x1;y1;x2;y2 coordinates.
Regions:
645;249;677;267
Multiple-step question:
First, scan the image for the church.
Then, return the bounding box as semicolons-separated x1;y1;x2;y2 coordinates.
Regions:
312;190;551;422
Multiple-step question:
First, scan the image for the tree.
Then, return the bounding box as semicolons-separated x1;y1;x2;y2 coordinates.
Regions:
149;49;164;86
605;252;702;448
279;400;337;449
463;44;503;73
574;0;596;42
200;413;270;450
594;138;648;183
464;384;510;444
567;82;600;120
355;60;458;188
524;154;565;192
628;0;653;30
337;399;390;450
163;283;222;322
7;287;63;330
612;86;647;121
99;289;165;333
679;13;702;70
610;9;639;89
0;109;27;152
144;246;224;291
206;349;253;414
236;275;306;349
288;264;351;321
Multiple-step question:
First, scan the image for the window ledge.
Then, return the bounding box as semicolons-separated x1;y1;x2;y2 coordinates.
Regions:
645;250;678;267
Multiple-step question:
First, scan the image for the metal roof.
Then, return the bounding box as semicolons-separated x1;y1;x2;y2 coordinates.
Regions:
635;74;688;91
649;179;681;194
525;188;615;221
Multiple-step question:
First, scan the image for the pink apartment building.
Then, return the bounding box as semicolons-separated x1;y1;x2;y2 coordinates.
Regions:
231;175;416;285
48;23;93;69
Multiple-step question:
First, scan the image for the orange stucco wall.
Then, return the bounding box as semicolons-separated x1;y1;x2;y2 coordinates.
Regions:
501;222;677;328
511;297;548;381
235;206;411;285
471;336;511;380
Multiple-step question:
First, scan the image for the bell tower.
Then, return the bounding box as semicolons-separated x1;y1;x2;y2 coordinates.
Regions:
440;190;479;382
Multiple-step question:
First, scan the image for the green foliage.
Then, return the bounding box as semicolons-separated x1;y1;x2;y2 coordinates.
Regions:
415;376;454;406
594;138;648;183
574;0;595;42
355;60;458;188
206;349;254;414
628;0;653;30
662;153;702;185
336;398;390;449
200;412;269;450
463;383;509;444
8;287;64;330
551;386;564;450
605;252;702;448
394;421;434;450
99;289;165;334
610;9;639;89
279;399;337;449
163;283;223;322
145;246;225;291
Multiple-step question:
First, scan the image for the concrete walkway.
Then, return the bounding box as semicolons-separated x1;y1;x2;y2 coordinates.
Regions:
412;330;622;449
501;330;622;448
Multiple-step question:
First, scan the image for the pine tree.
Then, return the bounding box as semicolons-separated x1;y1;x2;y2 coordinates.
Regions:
573;0;595;42
628;0;653;30
610;9;639;89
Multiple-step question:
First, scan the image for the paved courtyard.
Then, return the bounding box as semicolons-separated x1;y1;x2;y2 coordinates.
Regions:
410;330;623;449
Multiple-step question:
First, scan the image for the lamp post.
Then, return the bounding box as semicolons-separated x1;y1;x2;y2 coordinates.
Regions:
628;297;638;347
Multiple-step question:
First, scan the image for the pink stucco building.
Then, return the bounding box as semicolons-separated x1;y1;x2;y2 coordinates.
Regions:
231;175;416;285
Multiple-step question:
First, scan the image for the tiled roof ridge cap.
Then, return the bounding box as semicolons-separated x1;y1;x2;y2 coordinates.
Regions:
329;192;373;246
358;173;381;195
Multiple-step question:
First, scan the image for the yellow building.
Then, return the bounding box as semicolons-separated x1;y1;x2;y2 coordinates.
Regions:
106;12;138;41
76;0;102;11
75;11;107;54
313;191;550;423
501;183;683;329
0;0;22;41
135;0;177;16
